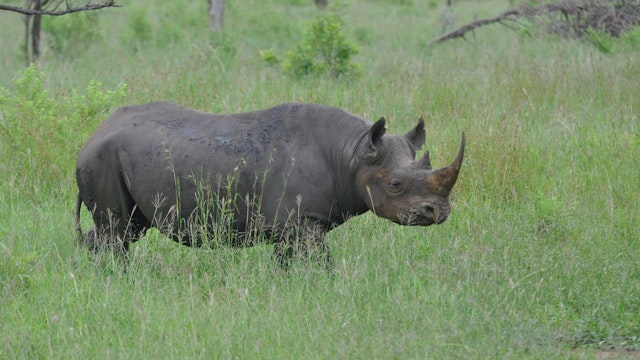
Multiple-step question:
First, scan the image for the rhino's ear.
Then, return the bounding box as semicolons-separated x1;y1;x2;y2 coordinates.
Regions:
369;117;387;150
405;117;426;151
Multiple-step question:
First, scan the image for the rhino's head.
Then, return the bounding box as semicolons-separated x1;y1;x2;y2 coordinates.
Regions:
355;117;465;226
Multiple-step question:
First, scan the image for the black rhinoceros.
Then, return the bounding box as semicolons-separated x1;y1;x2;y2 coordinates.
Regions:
75;102;465;266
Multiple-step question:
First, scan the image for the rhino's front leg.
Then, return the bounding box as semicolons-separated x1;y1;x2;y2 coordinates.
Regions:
82;225;133;256
273;219;333;270
80;227;98;252
273;241;294;270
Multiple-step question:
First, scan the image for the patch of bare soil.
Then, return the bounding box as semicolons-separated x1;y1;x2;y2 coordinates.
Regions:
594;349;640;359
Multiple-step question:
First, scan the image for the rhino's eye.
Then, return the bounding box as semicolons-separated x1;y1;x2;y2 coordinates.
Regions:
386;180;404;193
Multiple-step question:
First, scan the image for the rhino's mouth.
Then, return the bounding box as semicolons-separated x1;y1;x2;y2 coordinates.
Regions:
393;205;448;226
392;216;435;226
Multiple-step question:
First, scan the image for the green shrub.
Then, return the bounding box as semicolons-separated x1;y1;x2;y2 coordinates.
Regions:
619;24;640;50
282;12;360;78
209;34;238;67
584;26;614;54
259;48;281;66
43;13;101;56
121;8;153;51
582;24;640;54
118;1;204;52
0;65;126;197
392;0;413;5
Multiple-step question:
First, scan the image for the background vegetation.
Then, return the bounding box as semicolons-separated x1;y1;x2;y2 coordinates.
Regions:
1;0;638;358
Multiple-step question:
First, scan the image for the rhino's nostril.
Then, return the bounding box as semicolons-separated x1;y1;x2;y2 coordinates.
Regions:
422;206;438;223
432;207;439;223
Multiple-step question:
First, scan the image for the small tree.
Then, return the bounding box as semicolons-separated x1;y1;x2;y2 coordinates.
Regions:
0;0;120;64
282;11;360;78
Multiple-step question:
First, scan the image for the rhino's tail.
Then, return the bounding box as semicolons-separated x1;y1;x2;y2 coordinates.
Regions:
75;192;83;238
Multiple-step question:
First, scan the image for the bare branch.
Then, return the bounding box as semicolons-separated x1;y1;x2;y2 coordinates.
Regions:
0;1;119;16
430;9;522;45
430;0;640;45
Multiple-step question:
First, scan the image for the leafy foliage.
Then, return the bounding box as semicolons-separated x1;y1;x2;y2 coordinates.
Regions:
585;26;614;53
259;48;281;66
43;12;102;56
0;65;126;198
584;24;640;53
619;24;640;50
122;8;153;50
114;0;206;52
282;11;360;78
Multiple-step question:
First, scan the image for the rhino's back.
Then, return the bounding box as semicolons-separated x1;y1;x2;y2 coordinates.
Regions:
80;101;366;163
83;102;220;149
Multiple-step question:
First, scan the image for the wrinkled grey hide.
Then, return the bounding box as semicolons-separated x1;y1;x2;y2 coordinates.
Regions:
75;102;465;267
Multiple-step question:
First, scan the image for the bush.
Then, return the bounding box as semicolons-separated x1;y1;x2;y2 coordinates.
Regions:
0;65;126;198
584;26;614;53
619;24;640;50
119;8;153;51
282;12;360;78
583;24;640;53
43;13;101;56
259;48;281;66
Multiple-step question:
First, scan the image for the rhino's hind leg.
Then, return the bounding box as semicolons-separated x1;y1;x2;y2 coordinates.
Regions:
83;227;98;252
89;207;151;256
273;219;334;270
83;177;152;257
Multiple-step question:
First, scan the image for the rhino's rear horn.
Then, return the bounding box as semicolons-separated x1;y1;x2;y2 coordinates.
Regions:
419;150;432;170
428;132;465;195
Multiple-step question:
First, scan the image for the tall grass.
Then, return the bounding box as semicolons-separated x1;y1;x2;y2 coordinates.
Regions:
1;0;638;358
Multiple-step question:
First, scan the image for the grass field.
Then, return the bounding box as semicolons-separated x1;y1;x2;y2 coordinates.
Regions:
1;0;639;358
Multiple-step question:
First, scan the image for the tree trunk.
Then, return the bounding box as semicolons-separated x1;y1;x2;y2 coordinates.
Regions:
315;0;327;8
9;0;117;64
24;13;31;64
31;0;42;60
207;0;225;32
22;0;43;64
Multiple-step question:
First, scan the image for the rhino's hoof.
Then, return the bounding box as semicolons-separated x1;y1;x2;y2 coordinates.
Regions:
84;228;98;252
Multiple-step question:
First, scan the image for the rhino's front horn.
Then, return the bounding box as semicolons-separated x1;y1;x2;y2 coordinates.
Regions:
427;132;465;195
